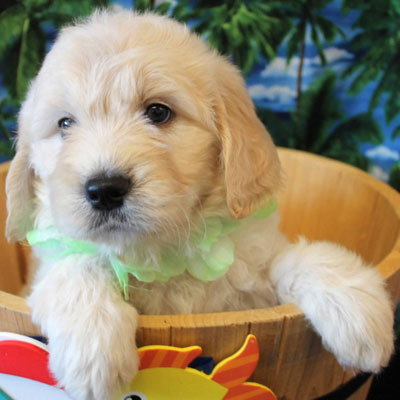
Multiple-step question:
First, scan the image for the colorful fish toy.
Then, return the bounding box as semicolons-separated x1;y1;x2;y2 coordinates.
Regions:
0;332;276;400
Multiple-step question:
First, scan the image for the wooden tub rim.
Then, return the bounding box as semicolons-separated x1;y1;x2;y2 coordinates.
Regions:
1;147;400;331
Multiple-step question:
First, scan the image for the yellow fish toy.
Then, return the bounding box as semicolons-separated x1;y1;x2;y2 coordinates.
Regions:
116;334;276;400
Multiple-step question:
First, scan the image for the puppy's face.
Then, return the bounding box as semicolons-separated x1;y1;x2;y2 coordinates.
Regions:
6;12;281;248
29;38;221;246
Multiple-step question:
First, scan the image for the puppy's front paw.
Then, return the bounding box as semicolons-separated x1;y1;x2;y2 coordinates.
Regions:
273;240;395;373
317;285;394;373
307;264;395;372
47;305;139;400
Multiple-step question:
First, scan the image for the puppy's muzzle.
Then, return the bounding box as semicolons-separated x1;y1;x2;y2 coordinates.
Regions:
85;174;131;211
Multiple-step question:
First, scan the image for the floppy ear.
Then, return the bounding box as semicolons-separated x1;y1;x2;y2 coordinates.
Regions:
5;84;37;242
5;140;34;242
215;62;281;219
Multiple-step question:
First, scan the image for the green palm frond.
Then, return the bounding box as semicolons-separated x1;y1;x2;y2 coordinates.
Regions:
271;0;346;111
285;22;306;65
1;0;111;100
341;0;370;13
43;0;109;26
386;91;400;124
256;108;293;148
310;24;326;65
276;0;345;58
329;113;383;145
314;15;346;41
321;113;383;169
0;140;15;158
0;0;110;156
16;18;46;101
133;0;172;15
295;72;343;152
376;50;400;122
257;72;383;171
389;162;400;192
392;126;400;140
0;97;17;157
0;5;27;59
134;0;155;11
343;0;400;123
177;0;290;75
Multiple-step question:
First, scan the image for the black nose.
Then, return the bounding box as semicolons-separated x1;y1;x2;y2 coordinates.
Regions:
85;175;131;211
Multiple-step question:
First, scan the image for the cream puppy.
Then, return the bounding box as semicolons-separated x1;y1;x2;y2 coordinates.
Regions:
5;10;394;400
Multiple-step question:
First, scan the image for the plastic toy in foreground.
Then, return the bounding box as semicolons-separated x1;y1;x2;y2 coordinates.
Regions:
118;334;276;400
0;332;276;400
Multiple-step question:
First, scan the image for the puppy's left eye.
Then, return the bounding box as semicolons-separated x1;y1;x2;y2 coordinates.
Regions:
58;117;75;130
58;117;75;138
145;104;172;124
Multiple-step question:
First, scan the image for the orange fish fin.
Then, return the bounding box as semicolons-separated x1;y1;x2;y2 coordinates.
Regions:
210;335;259;388
139;345;202;370
223;382;277;400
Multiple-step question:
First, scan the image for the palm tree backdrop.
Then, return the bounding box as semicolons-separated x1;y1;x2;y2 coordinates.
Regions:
342;0;400;185
273;0;345;112
0;0;109;156
343;0;400;126
174;0;290;75
257;72;383;170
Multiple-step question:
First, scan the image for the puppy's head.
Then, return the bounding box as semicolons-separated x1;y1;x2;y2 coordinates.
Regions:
6;10;281;247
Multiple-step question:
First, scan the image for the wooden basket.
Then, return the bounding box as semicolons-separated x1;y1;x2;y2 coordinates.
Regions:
1;148;400;399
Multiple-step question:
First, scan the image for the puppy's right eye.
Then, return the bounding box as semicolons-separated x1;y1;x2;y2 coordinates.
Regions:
145;104;172;124
58;117;75;130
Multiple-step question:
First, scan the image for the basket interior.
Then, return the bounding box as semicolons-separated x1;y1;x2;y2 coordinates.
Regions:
277;150;400;266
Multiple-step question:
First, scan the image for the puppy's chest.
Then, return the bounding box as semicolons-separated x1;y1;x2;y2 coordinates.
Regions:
125;214;285;314
128;262;279;315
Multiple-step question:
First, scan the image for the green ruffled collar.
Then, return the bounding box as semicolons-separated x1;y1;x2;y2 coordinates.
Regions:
27;200;277;300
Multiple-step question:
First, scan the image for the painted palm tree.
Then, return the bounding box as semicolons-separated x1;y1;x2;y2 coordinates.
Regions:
343;0;400;128
389;162;400;192
0;98;16;158
0;0;109;157
257;72;383;170
172;0;290;75
273;0;345;112
132;0;172;14
0;0;109;102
